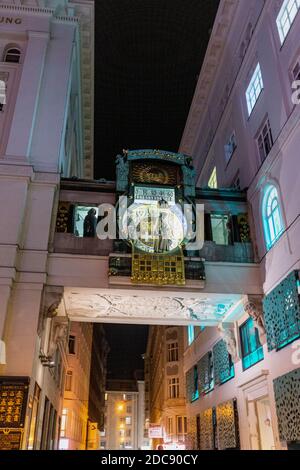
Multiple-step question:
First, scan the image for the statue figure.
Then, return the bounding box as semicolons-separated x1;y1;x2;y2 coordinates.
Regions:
218;324;239;362
182;164;196;197
116;154;129;192
244;299;266;344
48;320;69;358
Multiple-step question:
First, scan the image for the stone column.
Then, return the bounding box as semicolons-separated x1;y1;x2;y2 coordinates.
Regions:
0;285;11;364
5;31;50;159
243;296;266;344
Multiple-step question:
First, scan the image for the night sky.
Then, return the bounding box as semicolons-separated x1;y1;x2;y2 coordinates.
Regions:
94;1;220;379
103;324;149;380
94;0;220;180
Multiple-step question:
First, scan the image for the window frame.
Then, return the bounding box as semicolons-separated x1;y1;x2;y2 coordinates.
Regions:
256;117;274;163
239;317;264;370
3;46;21;63
262;185;285;250
168;377;180;399
167;342;179;362
246;63;264;116
276;0;300;45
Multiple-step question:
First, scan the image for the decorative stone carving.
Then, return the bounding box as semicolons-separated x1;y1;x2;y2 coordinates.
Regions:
65;291;237;324
217;324;238;362
244;296;266;344
38;286;64;336
48;317;69;359
116;154;129;192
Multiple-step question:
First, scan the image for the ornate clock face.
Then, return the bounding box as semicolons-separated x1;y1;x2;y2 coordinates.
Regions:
123;200;187;254
131;162;178;185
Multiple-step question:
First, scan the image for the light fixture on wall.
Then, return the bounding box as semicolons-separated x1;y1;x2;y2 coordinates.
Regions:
39;353;55;368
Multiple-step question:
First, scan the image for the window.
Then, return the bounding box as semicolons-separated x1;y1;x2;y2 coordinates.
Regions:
192;365;199;402
167;342;179;362
60;408;68;438
65;371;73;392
208;167;218;189
125;416;131;425
27;383;41;450
292;60;300;81
240;318;264;370
257;118;273;163
68;335;76;355
4;47;21;63
224;132;237;164
246;63;264;116
263;185;284;250
187;325;194;345
211;214;230;245
74;205;98;238
231;172;241;190
126;406;132;414
276;0;300;44
168;378;180;399
177;416;188;440
0;80;6;112
126;429;131;437
167;417;173;436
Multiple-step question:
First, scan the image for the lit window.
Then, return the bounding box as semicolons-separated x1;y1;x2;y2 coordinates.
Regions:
211;214;230;245
167;342;179;362
246;63;264;116
125;416;131;425
65;370;73;391
240;318;264;370
167;417;173;436
192;365;199;402
208;167;218;188
276;0;300;44
177;416;188;440
60;409;68;438
168;378;180;399
187;325;194;345
4;47;21;63
224;132;237;164
0;80;6;112
263;185;284;250
257;118;273;163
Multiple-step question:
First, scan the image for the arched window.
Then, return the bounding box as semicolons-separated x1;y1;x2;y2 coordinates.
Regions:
263;185;284;250
4;47;21;63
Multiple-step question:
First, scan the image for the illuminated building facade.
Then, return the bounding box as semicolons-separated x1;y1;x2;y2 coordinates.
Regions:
180;0;300;450
59;322;93;450
145;326;187;450
102;378;148;451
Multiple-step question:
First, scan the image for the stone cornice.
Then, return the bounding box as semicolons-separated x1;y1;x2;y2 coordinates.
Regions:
179;0;240;159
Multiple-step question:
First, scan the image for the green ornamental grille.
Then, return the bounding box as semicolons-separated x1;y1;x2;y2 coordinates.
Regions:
263;270;300;351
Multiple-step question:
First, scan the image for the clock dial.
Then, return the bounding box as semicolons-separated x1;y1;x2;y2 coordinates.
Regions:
124;201;187;254
131;162;178;185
